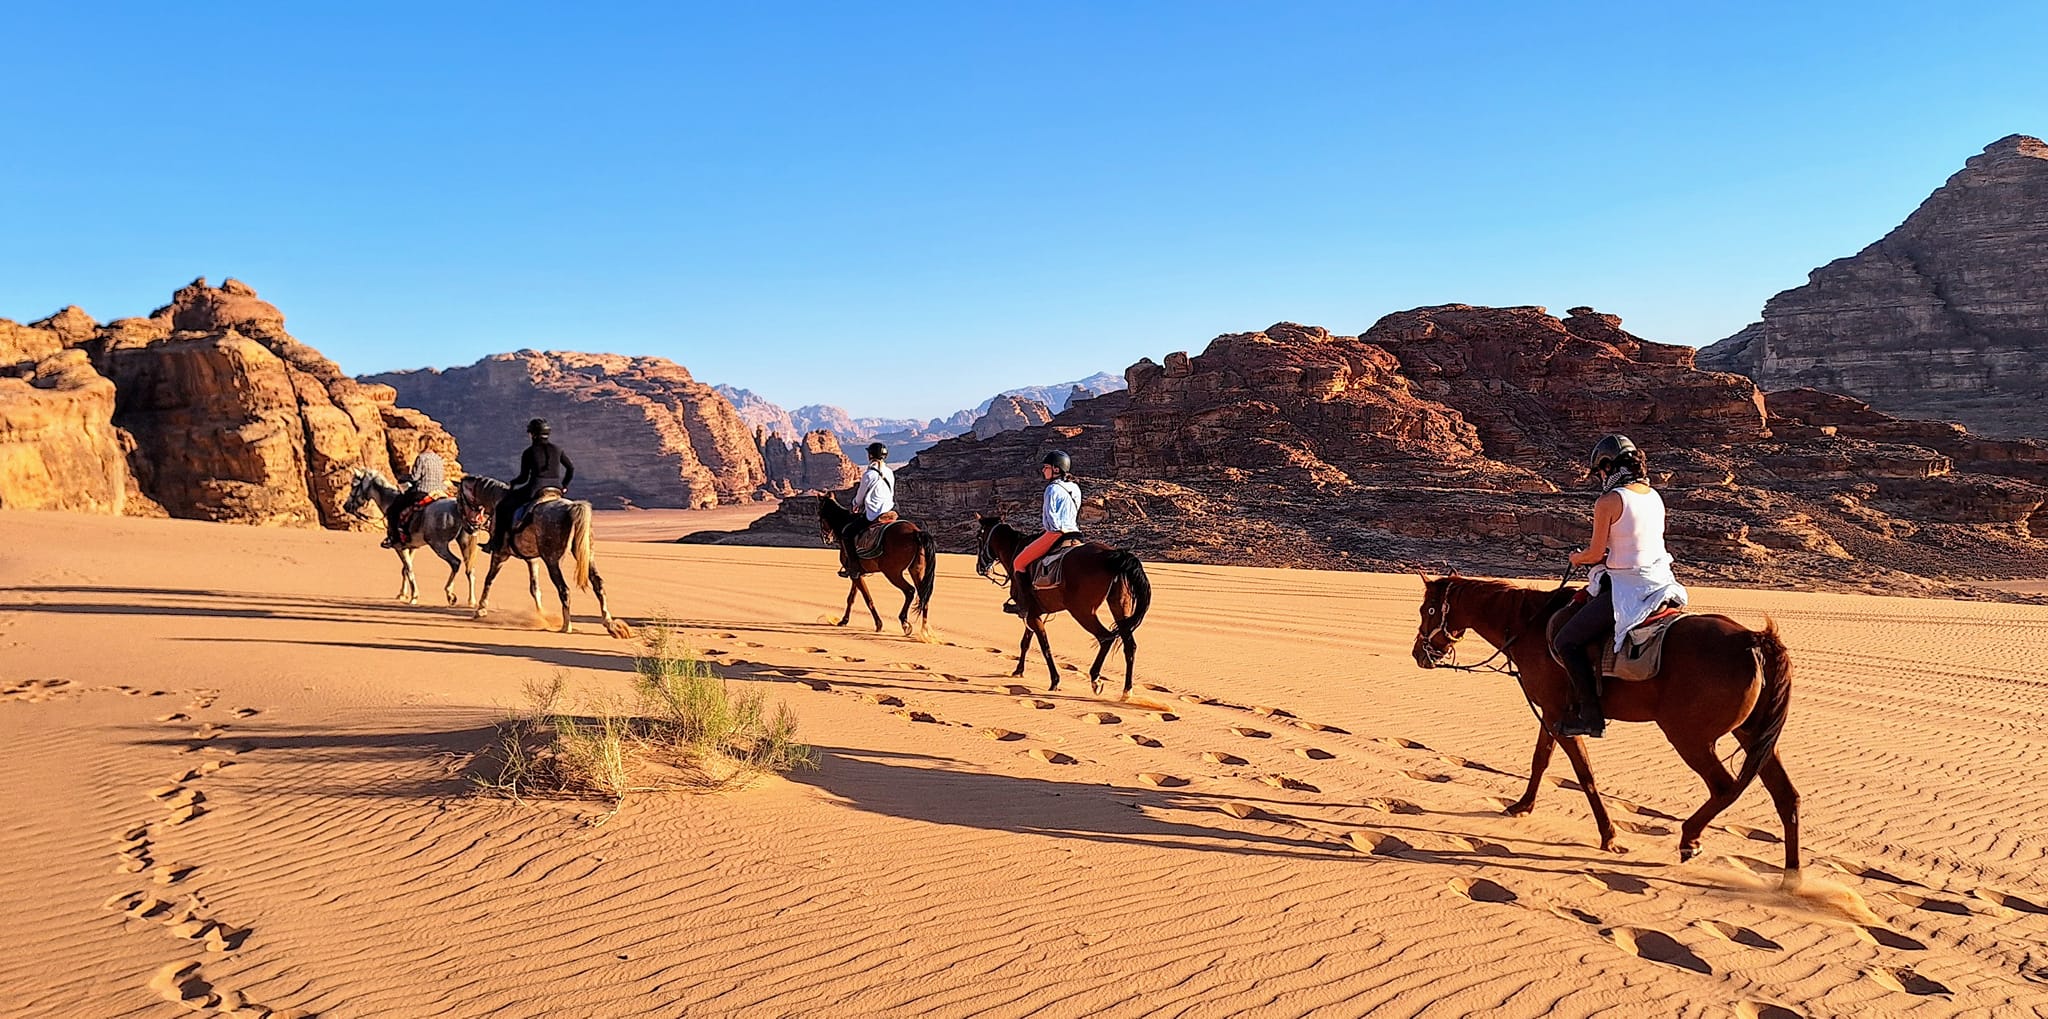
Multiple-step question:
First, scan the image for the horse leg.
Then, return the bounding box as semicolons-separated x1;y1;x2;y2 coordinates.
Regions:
854;575;883;632
886;570;917;637
1665;731;1740;863
1758;751;1802;887
1504;725;1556;816
475;555;509;619
1074;610;1117;698
1030;616;1059;691
544;558;574;635
1555;735;1624;853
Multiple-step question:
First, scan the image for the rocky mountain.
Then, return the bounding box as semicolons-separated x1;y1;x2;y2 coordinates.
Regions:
721;306;2048;596
970;395;1053;439
1;279;459;527
1699;134;2048;439
367;353;765;509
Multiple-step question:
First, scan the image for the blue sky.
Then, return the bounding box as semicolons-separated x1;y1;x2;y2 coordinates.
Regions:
4;3;2045;418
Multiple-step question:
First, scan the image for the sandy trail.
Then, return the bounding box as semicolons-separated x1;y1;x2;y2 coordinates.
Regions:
2;509;2045;1017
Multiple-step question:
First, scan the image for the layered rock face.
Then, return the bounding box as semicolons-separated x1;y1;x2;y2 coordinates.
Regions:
757;428;860;495
970;395;1053;439
369;352;764;509
0;280;459;528
852;307;2048;594
1700;135;2048;439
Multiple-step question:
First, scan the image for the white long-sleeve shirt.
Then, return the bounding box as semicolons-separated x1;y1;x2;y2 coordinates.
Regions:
1042;479;1081;533
853;463;895;521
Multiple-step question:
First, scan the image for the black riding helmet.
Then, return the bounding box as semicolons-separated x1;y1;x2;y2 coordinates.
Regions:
1589;433;1639;474
866;442;888;461
527;418;551;438
1043;450;1072;474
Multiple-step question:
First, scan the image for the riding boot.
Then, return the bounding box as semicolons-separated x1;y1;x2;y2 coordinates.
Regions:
1556;644;1606;738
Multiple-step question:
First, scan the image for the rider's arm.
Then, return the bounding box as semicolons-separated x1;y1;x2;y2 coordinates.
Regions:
1569;491;1622;566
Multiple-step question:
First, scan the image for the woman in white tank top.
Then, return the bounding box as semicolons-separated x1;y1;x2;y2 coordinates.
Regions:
1549;434;1689;738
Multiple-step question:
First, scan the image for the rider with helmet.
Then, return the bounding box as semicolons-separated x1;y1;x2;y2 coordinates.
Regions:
1549;434;1688;738
837;442;897;577
1005;450;1083;614
483;418;575;555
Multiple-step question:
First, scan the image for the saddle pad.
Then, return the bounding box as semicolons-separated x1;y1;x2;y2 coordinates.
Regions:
854;520;902;559
1603;610;1688;682
1029;538;1087;589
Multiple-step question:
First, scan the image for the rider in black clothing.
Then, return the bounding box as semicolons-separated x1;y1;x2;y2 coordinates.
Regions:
483;418;575;554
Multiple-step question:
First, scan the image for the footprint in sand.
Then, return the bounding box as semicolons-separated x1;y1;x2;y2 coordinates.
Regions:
1583;871;1650;894
1853;925;1927;951
1118;733;1161;748
1448;877;1518;904
1374;737;1430;751
1201;751;1247;766
1604;927;1711;974
1400;769;1453;784
1972;888;2048;915
1295;748;1334;761
1078;712;1120;725
1549;905;1602;925
1887;891;1973;916
1029;748;1075;765
1692;919;1782;951
1226;726;1269;739
1866;966;1951;996
1736;1003;1804;1019
1347;831;1410;856
1137;772;1186;787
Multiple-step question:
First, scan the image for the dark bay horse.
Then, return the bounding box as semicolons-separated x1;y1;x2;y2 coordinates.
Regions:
816;496;937;639
456;476;629;638
343;467;480;607
976;514;1151;697
1411;574;1799;885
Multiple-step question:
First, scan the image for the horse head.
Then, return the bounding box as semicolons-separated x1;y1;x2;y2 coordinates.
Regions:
1411;571;1468;669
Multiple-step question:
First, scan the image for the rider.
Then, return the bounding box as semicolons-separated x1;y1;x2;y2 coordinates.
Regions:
1550;434;1688;738
837;442;897;577
1004;450;1083;615
381;448;447;549
482;418;574;555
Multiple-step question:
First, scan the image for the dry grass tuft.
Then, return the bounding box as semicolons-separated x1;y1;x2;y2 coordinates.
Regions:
476;624;815;805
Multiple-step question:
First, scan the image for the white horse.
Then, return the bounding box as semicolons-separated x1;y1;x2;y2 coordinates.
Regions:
343;467;481;607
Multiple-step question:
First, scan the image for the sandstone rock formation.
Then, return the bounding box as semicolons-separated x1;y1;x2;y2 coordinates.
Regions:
734;307;2048;595
1;279;460;528
369;352;764;509
970;395;1053;439
757;427;860;495
1700;135;2048;439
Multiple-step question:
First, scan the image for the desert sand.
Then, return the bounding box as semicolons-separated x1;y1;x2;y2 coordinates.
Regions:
2;509;2045;1018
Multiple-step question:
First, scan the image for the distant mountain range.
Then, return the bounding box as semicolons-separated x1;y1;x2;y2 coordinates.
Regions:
714;372;1127;454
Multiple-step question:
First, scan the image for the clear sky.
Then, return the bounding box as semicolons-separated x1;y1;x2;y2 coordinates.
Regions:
4;3;2045;419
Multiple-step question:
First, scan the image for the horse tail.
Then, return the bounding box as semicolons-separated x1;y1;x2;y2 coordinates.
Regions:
913;528;937;621
570;500;594;591
1732;618;1792;795
1107;549;1151;638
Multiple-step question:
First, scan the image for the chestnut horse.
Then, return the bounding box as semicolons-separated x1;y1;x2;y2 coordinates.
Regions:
975;514;1151;697
1410;574;1800;884
817;495;937;639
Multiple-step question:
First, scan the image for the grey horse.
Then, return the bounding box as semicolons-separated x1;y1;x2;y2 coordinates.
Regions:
343;467;481;607
455;475;629;638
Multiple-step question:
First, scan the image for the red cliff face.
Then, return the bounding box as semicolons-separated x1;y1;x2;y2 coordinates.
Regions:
366;352;766;509
1;279;459;528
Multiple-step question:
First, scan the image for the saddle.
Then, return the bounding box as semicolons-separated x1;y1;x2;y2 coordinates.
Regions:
511;487;563;532
1029;534;1087;589
1547;602;1688;682
850;514;902;559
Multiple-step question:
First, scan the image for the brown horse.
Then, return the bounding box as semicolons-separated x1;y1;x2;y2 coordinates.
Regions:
817;496;937;639
975;514;1151;696
1410;574;1800;885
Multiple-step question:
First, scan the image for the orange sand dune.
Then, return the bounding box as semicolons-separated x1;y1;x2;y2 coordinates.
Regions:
2;509;2046;1018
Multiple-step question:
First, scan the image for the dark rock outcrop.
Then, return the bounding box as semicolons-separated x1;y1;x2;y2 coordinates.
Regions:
1700;135;2048;439
369;352;764;509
